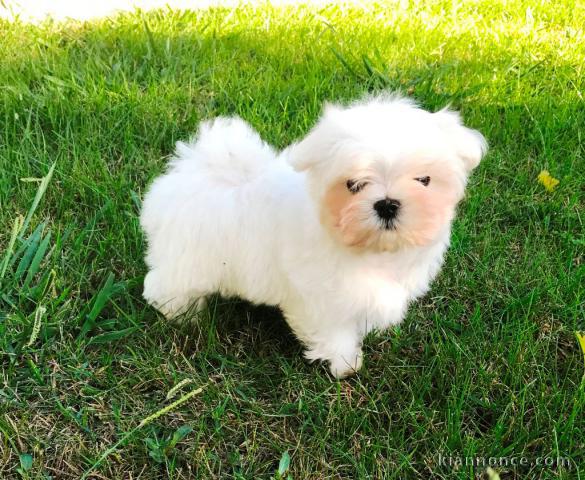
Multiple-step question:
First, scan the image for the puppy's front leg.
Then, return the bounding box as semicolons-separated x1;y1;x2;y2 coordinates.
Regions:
282;300;364;378
303;327;363;379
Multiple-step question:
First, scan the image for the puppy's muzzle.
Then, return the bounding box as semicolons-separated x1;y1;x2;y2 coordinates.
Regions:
373;198;401;228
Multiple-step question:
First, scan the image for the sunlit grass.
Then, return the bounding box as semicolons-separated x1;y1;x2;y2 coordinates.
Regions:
1;1;584;478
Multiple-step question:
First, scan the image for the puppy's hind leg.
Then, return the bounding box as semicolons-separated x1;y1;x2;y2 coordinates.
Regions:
143;270;207;321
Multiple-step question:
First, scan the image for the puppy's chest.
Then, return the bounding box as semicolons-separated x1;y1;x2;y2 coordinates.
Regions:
341;259;433;316
343;268;408;306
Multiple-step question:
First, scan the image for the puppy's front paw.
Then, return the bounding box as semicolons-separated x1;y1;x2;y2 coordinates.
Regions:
328;349;363;379
304;332;364;379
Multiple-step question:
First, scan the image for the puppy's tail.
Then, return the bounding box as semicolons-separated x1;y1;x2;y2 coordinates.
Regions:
171;116;276;186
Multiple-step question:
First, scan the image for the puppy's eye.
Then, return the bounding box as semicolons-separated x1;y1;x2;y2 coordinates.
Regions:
414;176;431;186
346;179;368;194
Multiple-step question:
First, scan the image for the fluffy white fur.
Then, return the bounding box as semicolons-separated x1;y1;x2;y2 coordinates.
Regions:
140;94;487;378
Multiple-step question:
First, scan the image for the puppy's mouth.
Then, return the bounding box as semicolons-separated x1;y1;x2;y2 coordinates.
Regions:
380;219;397;231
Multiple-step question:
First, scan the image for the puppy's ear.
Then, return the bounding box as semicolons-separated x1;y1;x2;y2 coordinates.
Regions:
434;109;487;173
287;103;340;172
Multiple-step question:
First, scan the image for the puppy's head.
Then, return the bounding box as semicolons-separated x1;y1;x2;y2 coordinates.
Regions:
288;94;487;252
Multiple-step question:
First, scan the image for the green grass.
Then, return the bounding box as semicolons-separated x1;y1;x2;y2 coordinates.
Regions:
1;1;584;478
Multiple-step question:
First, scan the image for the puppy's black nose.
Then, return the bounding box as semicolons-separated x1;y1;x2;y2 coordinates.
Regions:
373;198;401;221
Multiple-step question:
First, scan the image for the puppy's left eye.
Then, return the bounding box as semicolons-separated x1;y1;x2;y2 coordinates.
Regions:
346;179;368;194
414;176;431;186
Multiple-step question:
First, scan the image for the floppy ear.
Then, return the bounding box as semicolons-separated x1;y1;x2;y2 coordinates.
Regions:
287;103;340;172
434;109;488;173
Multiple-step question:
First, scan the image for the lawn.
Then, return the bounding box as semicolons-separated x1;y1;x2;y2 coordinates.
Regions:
1;1;584;478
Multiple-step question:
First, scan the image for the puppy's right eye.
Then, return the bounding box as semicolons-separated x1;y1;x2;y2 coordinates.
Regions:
346;179;367;194
414;176;431;187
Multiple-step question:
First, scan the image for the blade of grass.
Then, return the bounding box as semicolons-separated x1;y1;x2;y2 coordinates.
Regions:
14;223;45;282
86;326;142;345
78;273;126;339
23;230;52;290
330;46;362;80
20;162;56;237
0;215;23;281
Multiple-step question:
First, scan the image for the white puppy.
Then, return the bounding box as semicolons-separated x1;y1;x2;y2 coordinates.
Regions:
140;94;487;378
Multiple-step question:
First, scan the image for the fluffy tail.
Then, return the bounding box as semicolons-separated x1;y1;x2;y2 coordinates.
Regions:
172;116;276;186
